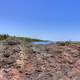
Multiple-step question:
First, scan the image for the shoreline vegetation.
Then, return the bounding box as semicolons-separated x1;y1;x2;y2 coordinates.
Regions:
0;34;49;42
0;34;80;79
0;34;80;46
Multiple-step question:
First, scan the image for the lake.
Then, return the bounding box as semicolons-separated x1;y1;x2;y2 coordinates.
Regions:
32;42;51;44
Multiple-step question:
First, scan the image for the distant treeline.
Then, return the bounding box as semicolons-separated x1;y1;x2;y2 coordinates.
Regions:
17;37;48;42
0;34;48;42
56;40;80;46
0;34;10;40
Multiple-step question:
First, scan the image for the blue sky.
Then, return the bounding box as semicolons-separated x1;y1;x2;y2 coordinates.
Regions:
0;0;80;41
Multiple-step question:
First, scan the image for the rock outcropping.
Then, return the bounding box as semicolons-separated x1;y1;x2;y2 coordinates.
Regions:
0;40;80;80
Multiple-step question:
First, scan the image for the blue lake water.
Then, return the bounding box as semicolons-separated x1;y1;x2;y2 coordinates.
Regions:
32;42;51;44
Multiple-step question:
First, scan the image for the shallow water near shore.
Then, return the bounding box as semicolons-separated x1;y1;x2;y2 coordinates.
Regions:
32;42;51;44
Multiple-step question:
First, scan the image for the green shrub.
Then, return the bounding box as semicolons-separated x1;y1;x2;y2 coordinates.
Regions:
56;41;71;46
0;34;9;40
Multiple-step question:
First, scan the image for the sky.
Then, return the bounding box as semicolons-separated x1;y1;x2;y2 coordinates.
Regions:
0;0;80;41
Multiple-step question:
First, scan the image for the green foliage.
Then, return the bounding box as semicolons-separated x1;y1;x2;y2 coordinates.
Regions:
17;37;48;42
0;34;9;40
0;34;48;42
56;41;72;46
65;41;71;46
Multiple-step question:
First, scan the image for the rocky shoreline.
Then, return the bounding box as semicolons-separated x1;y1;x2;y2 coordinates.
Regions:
0;40;80;80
